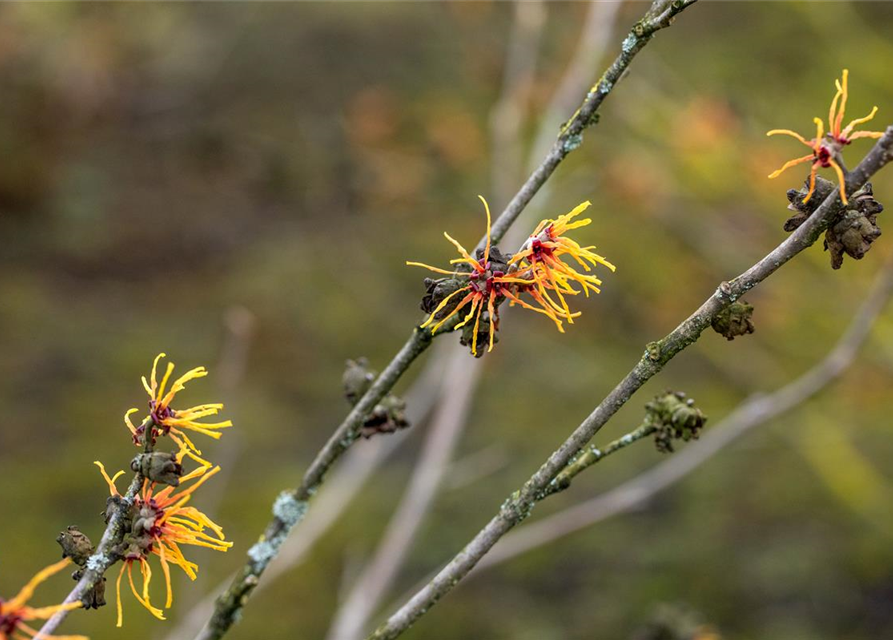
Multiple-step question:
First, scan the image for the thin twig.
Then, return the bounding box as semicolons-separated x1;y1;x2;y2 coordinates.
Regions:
549;421;658;494
198;3;699;638
37;420;155;638
327;4;547;636
366;129;893;640
161;353;446;640
326;347;483;640
475;255;893;570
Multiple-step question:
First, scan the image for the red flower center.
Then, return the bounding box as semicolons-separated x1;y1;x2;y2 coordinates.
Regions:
469;263;507;296
530;238;553;261
0;602;22;636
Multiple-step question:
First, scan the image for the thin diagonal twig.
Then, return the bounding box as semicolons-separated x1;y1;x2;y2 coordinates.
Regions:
198;3;699;638
326;4;549;636
477;254;893;570
366;128;893;640
326;346;483;640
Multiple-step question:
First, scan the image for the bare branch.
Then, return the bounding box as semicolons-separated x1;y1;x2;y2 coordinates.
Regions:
37;421;156;638
162;353;446;640
198;2;700;638
477;254;893;570
326;348;482;640
366;128;893;640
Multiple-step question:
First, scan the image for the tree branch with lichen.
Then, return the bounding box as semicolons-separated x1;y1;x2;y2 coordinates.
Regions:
477;254;893;570
197;3;700;638
37;419;156;638
548;391;707;496
365;128;893;640
37;354;235;638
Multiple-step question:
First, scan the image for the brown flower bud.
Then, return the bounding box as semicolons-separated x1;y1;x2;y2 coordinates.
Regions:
56;525;94;566
131;451;183;486
71;569;107;609
343;358;376;405
344;359;411;438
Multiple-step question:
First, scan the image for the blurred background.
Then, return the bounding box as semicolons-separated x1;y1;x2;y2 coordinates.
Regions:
2;2;893;639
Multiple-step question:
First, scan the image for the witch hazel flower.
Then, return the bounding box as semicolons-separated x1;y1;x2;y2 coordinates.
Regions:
0;559;86;640
407;196;527;355
768;69;883;205
509;201;616;327
125;354;232;463
407;196;614;356
95;462;232;626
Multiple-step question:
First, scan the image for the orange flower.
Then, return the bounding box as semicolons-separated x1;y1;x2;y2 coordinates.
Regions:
95;462;232;626
407;196;528;354
0;559;87;640
508;201;615;328
125;354;232;461
768;69;883;205
408;197;614;351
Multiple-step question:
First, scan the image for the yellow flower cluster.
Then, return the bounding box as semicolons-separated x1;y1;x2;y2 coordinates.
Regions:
96;461;232;626
408;197;615;354
125;353;232;466
98;354;233;625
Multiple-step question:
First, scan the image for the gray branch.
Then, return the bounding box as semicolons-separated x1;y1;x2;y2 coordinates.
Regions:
37;421;155;638
326;347;482;640
197;2;700;638
477;254;893;570
366;128;893;640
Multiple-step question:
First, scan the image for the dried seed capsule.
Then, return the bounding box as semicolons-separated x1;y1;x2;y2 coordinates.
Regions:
645;391;708;454
711;301;755;341
343;359;411;438
56;525;94;566
824;183;883;269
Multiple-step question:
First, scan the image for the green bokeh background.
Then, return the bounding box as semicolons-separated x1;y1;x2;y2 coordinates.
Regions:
1;2;892;639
